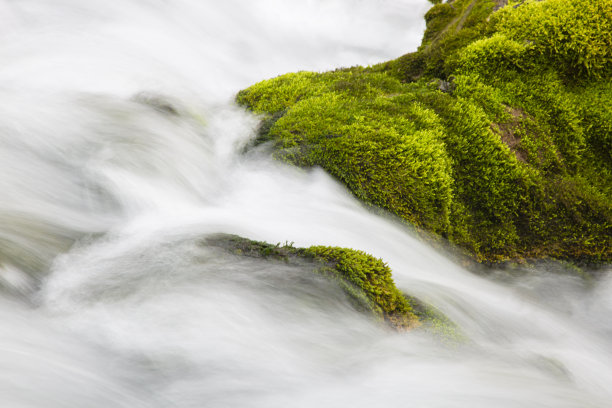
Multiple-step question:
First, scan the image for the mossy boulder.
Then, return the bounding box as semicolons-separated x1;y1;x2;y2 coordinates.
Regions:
236;0;612;266
204;234;421;329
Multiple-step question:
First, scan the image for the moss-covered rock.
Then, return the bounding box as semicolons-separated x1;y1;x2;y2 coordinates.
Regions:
236;0;612;266
204;234;421;329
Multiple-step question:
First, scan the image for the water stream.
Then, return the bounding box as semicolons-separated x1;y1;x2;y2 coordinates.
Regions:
1;1;611;407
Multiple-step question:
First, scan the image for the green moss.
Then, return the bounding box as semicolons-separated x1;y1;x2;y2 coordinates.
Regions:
300;246;419;328
395;0;497;80
236;0;612;266
417;91;532;256
236;71;326;113
205;234;421;329
494;0;612;78
423;3;460;45
453;33;534;76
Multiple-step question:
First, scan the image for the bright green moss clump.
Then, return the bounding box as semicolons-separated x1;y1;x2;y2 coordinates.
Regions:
205;234;420;329
302;246;419;329
237;0;612;266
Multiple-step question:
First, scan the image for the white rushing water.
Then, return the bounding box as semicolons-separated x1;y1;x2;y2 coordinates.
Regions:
1;1;611;407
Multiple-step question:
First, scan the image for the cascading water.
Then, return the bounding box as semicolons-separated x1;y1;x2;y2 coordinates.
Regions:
1;1;611;407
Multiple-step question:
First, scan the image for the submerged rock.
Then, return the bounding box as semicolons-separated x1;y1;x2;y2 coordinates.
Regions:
131;92;180;116
237;0;612;267
203;234;422;330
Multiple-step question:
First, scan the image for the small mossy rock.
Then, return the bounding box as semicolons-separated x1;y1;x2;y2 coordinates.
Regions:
204;234;422;330
236;0;612;267
300;246;419;329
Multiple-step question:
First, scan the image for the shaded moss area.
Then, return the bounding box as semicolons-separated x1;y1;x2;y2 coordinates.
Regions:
204;234;420;329
236;0;612;266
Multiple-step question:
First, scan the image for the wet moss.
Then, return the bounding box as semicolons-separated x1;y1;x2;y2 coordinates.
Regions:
236;0;612;266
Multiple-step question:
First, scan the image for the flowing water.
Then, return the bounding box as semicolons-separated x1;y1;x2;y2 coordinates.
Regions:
0;1;611;407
